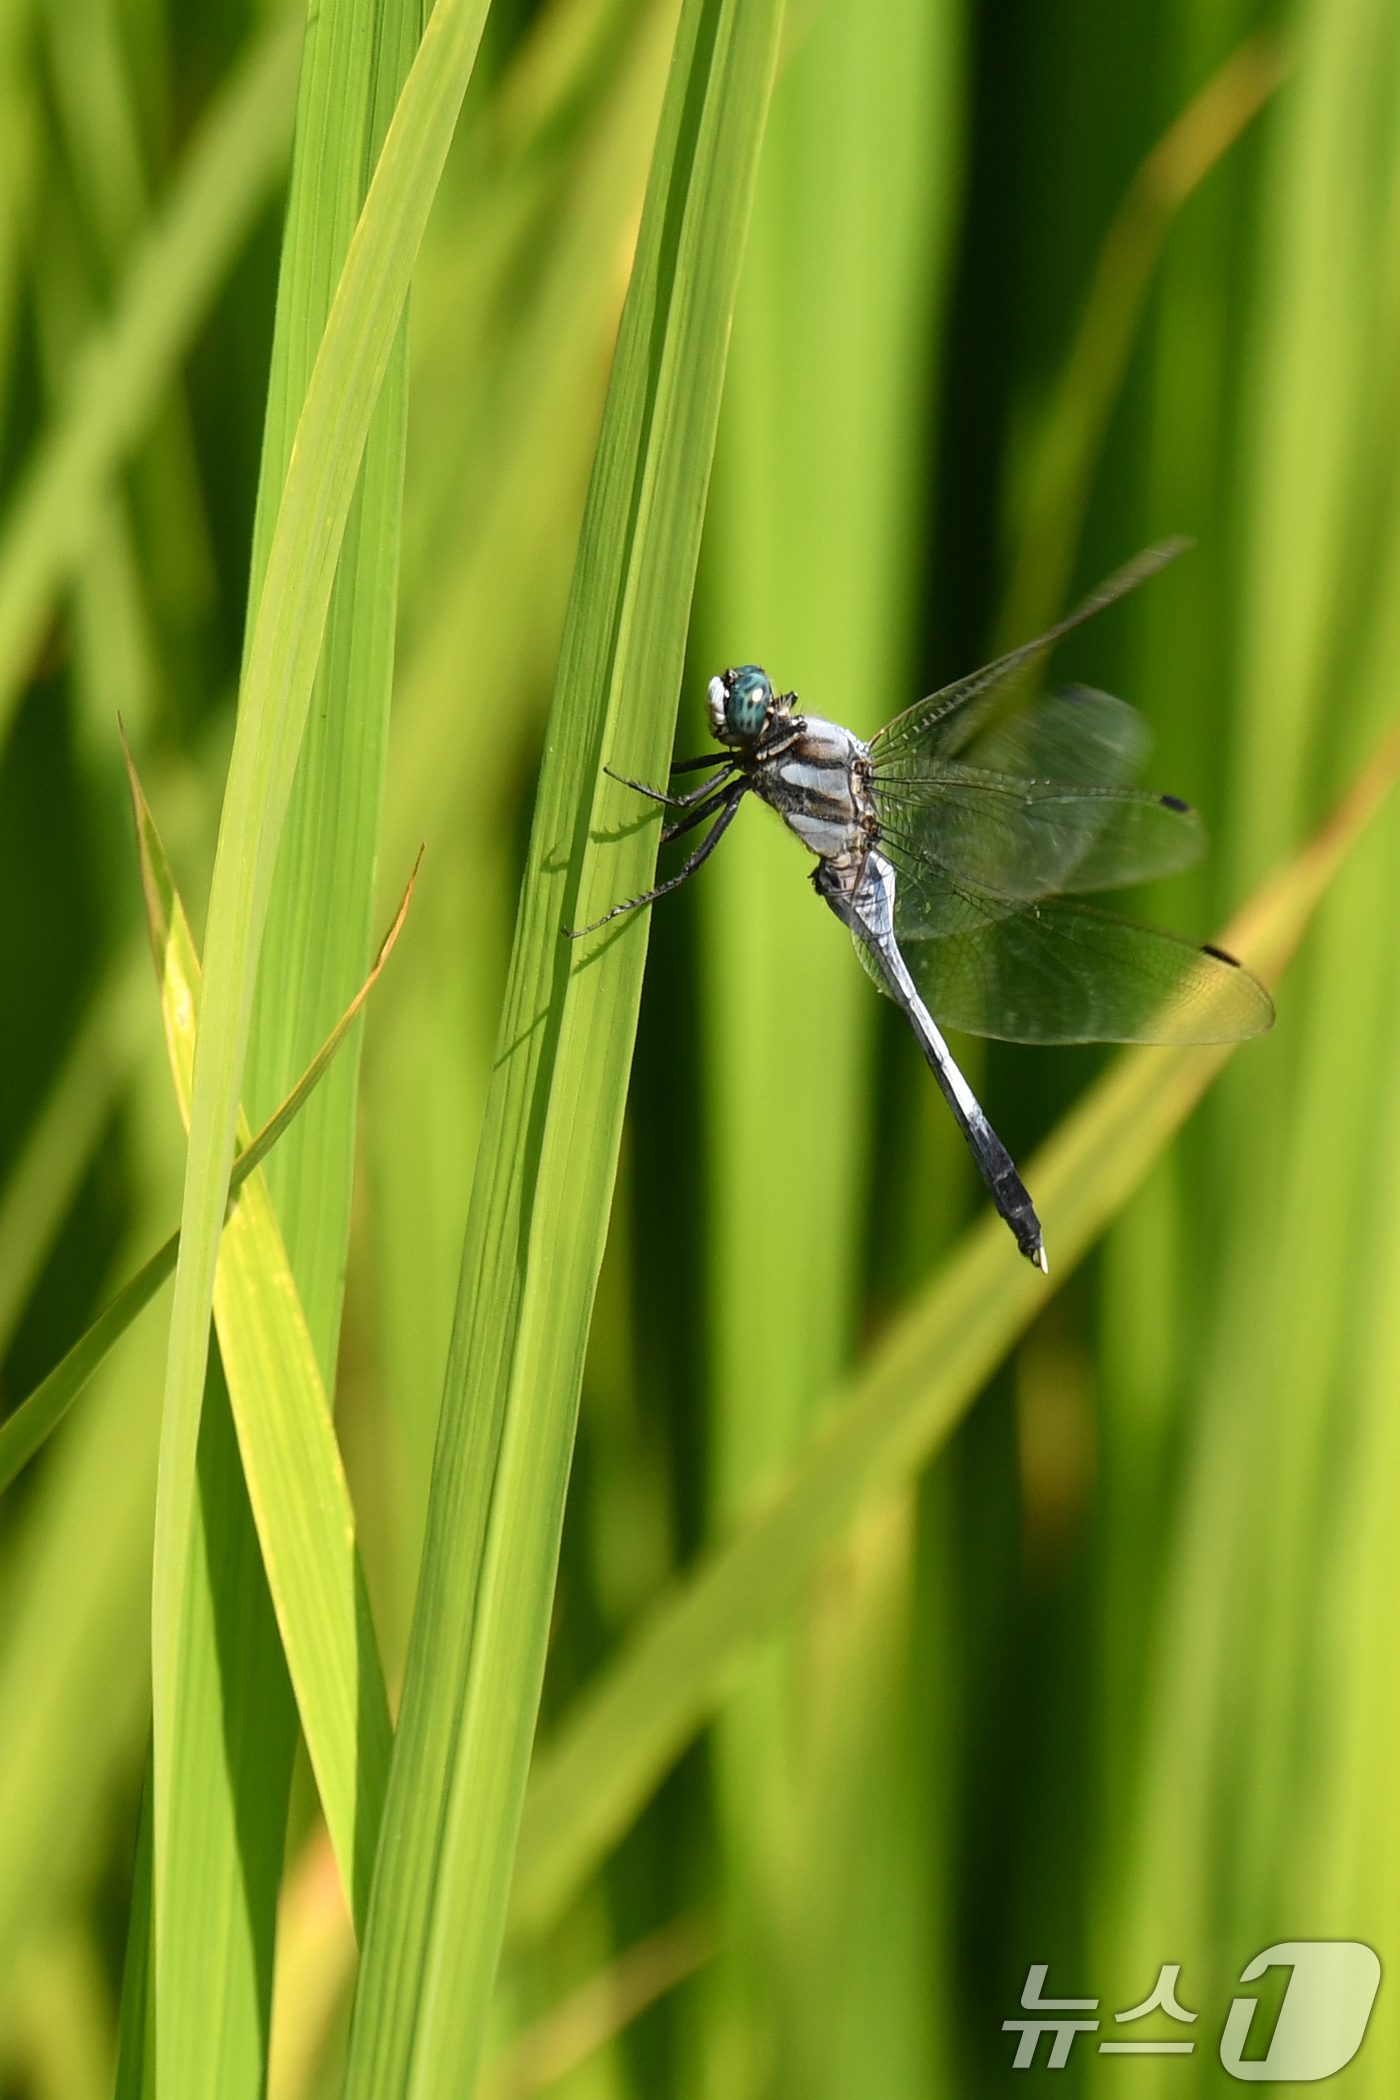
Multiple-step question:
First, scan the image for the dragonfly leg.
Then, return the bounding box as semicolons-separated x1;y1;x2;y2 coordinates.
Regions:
604;761;735;809
564;786;747;938
670;750;736;774
660;779;738;843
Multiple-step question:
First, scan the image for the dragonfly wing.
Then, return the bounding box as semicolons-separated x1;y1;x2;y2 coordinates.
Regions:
869;541;1188;767
970;684;1152;785
874;766;1205;904
885;878;1274;1045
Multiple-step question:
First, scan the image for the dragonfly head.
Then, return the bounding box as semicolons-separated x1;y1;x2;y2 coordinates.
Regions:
708;664;775;746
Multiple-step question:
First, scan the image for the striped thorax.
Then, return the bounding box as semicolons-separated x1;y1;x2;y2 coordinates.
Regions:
706;664;879;904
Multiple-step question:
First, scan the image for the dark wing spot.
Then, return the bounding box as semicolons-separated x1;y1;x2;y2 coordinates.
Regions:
1201;942;1241;966
1160;793;1191;812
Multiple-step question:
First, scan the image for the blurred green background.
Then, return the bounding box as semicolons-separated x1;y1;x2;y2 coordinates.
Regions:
3;0;1400;2094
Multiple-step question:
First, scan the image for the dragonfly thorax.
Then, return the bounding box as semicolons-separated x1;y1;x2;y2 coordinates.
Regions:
749;712;878;872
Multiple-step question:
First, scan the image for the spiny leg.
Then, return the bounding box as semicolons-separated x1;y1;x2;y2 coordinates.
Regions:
564;785;747;938
604;759;737;809
670;750;735;774
660;778;741;843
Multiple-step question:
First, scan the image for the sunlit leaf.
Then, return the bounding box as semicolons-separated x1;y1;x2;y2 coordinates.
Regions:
340;1;786;2092
130;755;393;1925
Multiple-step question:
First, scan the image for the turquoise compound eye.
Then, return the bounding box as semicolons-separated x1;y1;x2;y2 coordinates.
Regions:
724;665;772;742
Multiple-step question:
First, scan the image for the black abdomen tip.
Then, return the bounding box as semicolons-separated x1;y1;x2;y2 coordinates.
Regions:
1202;942;1241;966
1160;793;1191;813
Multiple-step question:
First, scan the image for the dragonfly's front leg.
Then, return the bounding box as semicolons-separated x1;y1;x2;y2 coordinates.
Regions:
604;759;736;809
660;779;740;843
564;785;748;939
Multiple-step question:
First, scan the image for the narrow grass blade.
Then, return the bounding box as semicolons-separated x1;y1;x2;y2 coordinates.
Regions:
240;0;419;1386
42;0;150;270
266;1829;356;2100
509;706;1400;1943
0;939;151;1358
161;1347;299;2100
234;853;419;1190
0;834;416;1506
340;2;785;2093
0;1244;167;2010
365;0;679;1669
0;4;302;748
0;25;43;435
129;757;398;1924
149;0;425;2076
694;0;963;2087
478;1917;712;2100
152;0;493;2001
382;0;681;882
112;1759;155;2100
0;1231;175;1498
40;0;219;739
996;30;1287;655
211;1162;391;1932
1091;9;1400;2055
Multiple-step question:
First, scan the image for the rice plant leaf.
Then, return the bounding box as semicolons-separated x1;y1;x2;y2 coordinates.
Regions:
0;938;151;1359
206;1126;392;1938
694;4;964;2086
996;30;1288;654
364;0;683;1693
0;1230;176;1499
124;755;395;1928
340;2;785;2093
239;0;418;1380
162;1344;299;2100
235;854;420;1187
0;859;413;1506
507;705;1400;1943
477;1917;713;2100
0;1227;169;2035
1093;5;1400;2021
151;0;493;1990
112;1758;155;2100
0;3;303;748
153;0;424;2078
0;818;416;1506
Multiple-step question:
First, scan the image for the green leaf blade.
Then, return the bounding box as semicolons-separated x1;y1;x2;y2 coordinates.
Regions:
212;1171;391;1928
150;0;493;2067
0;7;303;754
128;749;395;1935
341;2;786;2092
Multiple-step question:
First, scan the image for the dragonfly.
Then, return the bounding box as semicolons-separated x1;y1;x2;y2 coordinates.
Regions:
568;543;1274;1271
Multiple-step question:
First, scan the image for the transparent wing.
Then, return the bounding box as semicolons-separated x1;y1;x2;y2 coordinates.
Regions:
969;684;1152;784
870;541;1187;768
873;763;1205;910
878;870;1273;1045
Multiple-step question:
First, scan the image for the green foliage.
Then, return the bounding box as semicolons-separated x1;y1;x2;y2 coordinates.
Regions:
341;4;784;2092
2;1;1400;2098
